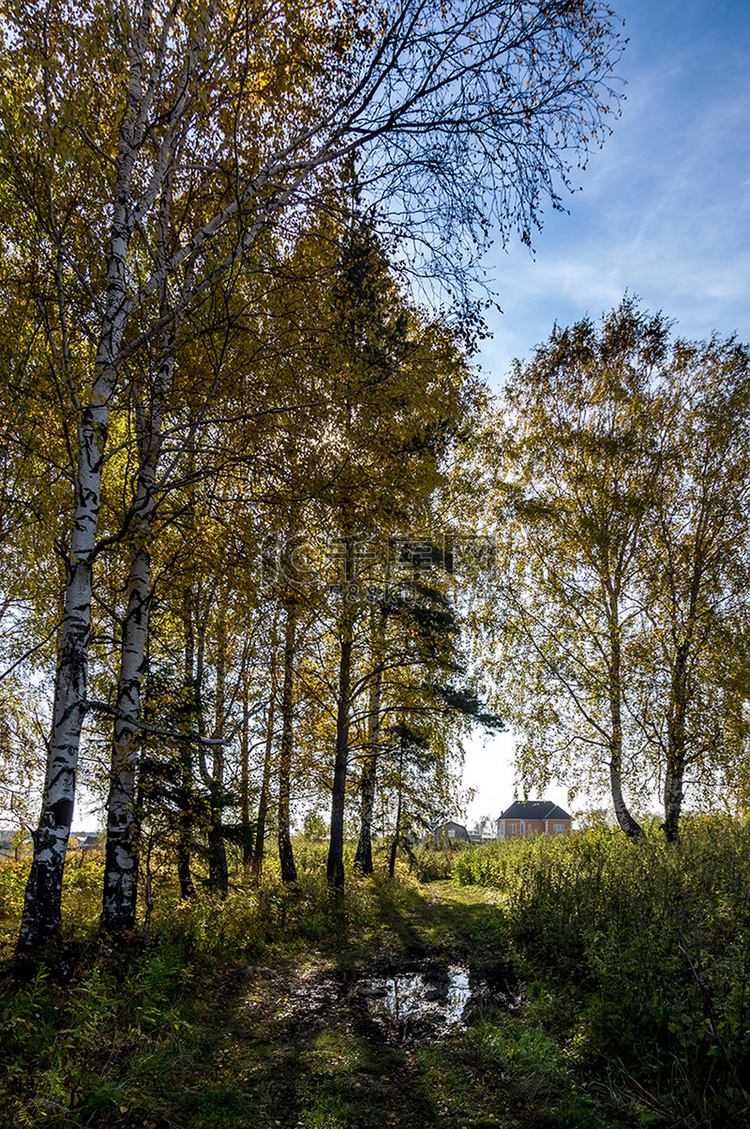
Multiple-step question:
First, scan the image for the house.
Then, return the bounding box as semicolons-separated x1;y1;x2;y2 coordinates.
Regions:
467;829;496;845
432;820;470;844
495;800;572;840
66;831;102;854
0;829;32;859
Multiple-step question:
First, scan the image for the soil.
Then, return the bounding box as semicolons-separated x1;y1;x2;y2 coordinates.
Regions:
196;883;536;1129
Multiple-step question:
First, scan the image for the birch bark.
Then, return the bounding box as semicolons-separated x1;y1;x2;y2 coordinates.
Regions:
663;643;690;843
101;329;176;932
16;20;147;951
607;611;643;840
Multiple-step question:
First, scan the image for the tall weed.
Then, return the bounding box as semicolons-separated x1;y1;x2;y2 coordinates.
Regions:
455;817;750;1124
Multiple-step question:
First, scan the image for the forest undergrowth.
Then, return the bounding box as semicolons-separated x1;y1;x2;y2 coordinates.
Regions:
1;819;749;1129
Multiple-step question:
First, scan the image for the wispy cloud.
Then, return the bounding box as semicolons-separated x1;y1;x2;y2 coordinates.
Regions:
477;0;750;386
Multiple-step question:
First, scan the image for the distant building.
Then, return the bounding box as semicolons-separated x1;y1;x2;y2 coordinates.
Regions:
66;832;102;854
433;820;470;844
496;800;572;840
0;829;32;859
467;829;495;845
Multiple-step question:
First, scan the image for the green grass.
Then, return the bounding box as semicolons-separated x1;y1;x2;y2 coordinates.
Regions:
1;824;749;1127
454;816;750;1127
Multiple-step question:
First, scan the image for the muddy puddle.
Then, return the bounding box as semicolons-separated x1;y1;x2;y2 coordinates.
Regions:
238;956;521;1047
356;964;474;1042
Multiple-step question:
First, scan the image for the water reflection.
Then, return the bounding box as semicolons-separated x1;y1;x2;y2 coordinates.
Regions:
363;966;471;1032
444;969;471;1023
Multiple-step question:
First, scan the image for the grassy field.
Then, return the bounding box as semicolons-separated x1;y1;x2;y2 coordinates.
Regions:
1;823;749;1129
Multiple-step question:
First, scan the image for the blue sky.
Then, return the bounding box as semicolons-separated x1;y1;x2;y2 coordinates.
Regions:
478;0;750;387
463;0;750;825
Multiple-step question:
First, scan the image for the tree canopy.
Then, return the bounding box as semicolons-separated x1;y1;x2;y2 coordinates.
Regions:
486;298;750;837
9;1;749;961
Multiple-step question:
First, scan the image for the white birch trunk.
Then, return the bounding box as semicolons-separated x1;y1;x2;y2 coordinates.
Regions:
606;599;643;840
16;16;148;954
101;338;175;933
17;358;127;953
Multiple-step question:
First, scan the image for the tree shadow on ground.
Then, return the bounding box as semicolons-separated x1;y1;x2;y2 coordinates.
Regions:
212;960;449;1129
194;881;518;1128
368;879;511;974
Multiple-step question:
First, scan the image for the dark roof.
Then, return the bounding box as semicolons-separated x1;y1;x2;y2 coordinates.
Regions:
433;821;469;839
497;800;571;822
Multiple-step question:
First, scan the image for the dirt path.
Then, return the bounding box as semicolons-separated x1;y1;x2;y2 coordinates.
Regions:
189;883;531;1129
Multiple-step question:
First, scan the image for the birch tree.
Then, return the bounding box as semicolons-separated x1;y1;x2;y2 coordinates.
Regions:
493;300;671;834
641;337;750;840
491;302;750;838
1;0;622;952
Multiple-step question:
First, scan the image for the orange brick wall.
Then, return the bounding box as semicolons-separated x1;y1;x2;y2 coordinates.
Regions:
497;819;571;839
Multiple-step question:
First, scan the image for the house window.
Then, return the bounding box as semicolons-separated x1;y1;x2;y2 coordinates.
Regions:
508;823;517;834
553;823;565;833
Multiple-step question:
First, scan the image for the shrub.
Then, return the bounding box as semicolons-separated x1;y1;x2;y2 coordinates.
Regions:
454;819;750;1124
411;842;463;881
